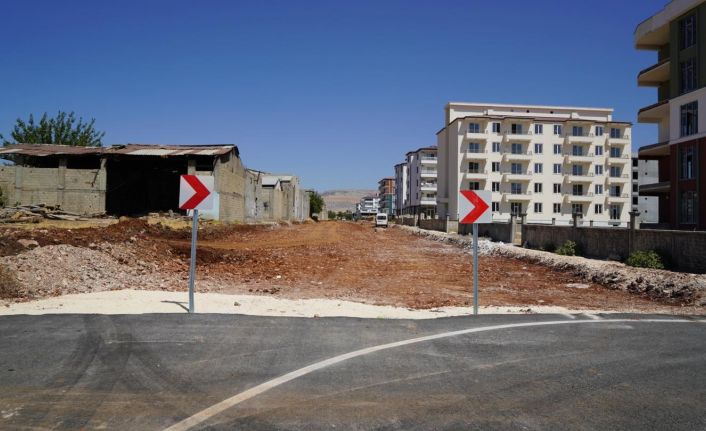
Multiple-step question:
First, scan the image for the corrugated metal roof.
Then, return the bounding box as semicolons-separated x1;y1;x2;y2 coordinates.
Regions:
0;143;237;158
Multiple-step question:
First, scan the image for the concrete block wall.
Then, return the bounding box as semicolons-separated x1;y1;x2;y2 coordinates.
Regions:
214;154;246;223
522;224;706;273
0;165;105;214
458;221;514;243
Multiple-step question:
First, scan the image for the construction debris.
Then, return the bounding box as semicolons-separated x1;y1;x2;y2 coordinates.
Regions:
0;204;89;223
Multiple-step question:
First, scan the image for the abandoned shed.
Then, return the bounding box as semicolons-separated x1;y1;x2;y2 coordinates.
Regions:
0;143;247;221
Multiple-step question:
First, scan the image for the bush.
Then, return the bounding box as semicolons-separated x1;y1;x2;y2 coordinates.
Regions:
542;242;556;253
555;240;578;256
0;186;5;207
625;250;664;269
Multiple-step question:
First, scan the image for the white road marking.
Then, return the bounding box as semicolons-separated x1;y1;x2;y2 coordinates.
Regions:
163;318;699;431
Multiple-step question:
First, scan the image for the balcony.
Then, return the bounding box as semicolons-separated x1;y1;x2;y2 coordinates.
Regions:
608;154;631;164
465;131;489;141
420;183;437;192
607;174;630;183
564;152;595;163
420;170;437;178
505;191;533;201
464;150;488;160
566;172;595;183
607;193;630;201
565;134;595;144
502;170;533;181
503;131;533;142
638;99;668;123
465;170;488;181
637;58;670;87
504;151;533;161
567;192;595;202
607;134;631;145
420;197;437;206
420;157;438;165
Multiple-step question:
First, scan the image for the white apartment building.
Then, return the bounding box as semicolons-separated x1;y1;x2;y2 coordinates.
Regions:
437;102;632;226
356;196;380;216
404;146;438;217
394;162;408;216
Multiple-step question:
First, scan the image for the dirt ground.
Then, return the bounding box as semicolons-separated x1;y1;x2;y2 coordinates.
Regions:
1;218;701;314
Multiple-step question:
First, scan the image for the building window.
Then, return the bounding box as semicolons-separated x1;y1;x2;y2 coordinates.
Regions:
511;123;523;134
572;184;583;196
595;145;603;156
553;183;562;194
633;183;638;193
553;125;562;136
680;146;695;179
572;145;584;156
534;124;543;134
610;146;622;158
595;184;603;195
553;144;562;155
491;162;500;172
534;183;543;193
572;126;584;137
492;182;500;192
595;204;603;214
610;204;621;220
492;122;501;133
572;164;583;176
595;126;604;136
572;204;583;214
679;14;697;50
534;202;543;213
468;162;480;173
680;101;698;137
595;165;604;175
610;128;622;139
680;191;696;223
680;57;698;94
511;143;523;154
511;183;522;194
553;163;562;174
511;163;523;174
469;181;480;190
510;202;522;215
492;142;501;153
468;123;480;133
610;166;622;178
632;172;638;180
553;203;561;214
492;202;500;212
534;143;543;154
632;196;638;206
534;163;543;174
610;185;621;197
468;142;481;153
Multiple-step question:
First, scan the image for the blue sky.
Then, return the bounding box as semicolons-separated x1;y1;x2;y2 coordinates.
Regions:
1;0;665;190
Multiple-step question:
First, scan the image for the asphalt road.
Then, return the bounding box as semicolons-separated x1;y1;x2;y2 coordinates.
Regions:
0;313;704;430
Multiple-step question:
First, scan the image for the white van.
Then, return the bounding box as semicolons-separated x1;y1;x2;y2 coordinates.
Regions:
375;213;388;228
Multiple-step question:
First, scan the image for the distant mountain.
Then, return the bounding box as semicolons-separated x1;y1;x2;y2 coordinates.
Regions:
322;189;377;212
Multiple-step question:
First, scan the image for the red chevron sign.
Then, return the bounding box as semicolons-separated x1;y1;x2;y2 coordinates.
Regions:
459;190;491;224
179;175;214;210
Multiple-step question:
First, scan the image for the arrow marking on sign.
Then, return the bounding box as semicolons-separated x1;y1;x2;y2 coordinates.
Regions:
460;190;489;224
181;175;211;210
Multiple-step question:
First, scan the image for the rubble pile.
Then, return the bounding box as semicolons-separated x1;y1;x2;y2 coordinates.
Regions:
0;204;89;223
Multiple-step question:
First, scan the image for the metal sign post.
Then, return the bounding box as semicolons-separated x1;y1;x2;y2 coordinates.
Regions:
188;209;199;314
179;175;214;314
458;189;491;316
473;222;479;315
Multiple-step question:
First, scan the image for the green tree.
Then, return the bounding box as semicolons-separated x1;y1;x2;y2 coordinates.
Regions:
309;191;324;216
1;111;105;147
